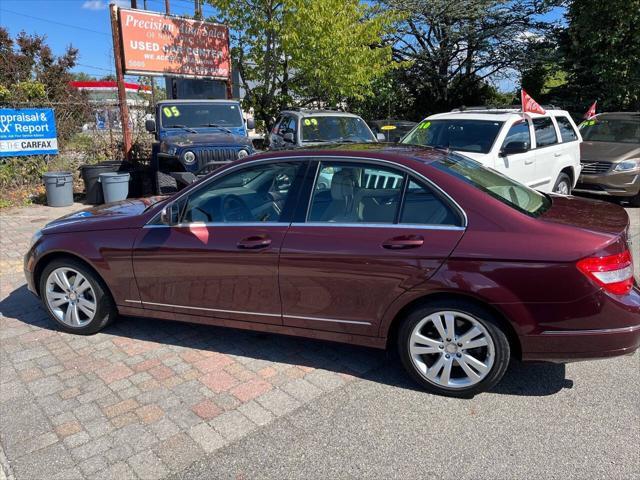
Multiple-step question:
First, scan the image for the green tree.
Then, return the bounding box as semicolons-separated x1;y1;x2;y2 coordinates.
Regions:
377;0;560;118
209;0;395;129
562;0;640;111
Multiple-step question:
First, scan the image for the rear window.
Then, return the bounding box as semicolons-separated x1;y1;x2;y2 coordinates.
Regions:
532;117;558;147
402;119;503;154
555;116;579;142
433;153;551;216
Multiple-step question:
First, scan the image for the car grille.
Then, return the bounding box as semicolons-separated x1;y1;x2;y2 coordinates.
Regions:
581;161;612;174
195;148;239;168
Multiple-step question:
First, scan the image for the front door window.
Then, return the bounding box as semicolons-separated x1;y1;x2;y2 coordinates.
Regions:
180;162;303;224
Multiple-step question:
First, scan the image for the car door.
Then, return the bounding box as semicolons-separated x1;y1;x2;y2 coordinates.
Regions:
132;160;306;325
278;158;466;337
495;119;536;186
531;116;560;191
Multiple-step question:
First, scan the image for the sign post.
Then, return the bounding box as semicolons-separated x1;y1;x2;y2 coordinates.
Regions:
0;108;58;157
110;4;133;161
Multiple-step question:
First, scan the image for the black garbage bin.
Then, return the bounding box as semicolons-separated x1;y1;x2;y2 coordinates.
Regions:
79;163;118;204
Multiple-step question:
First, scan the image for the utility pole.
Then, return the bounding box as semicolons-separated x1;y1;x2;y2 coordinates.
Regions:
165;0;170;14
195;0;201;19
110;4;132;160
130;0;137;8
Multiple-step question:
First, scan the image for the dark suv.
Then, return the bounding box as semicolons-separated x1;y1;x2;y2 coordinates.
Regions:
145;100;255;193
268;109;382;149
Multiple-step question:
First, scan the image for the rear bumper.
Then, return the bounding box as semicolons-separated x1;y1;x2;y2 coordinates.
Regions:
521;324;640;362
520;286;640;362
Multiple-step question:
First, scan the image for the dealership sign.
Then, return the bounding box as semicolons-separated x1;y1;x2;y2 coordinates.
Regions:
0;108;58;157
118;8;230;79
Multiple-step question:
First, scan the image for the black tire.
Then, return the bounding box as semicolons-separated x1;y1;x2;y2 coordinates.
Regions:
552;173;572;195
39;258;117;335
627;193;640;208
397;299;511;398
156;171;178;195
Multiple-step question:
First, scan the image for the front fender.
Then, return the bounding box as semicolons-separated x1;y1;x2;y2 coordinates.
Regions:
30;229;140;306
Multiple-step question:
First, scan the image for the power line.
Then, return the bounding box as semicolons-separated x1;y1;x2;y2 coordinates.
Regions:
0;8;111;36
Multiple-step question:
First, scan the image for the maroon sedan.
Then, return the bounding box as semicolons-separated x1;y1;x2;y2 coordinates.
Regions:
24;145;640;397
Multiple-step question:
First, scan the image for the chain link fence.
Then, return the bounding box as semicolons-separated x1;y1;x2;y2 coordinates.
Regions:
0;100;153;205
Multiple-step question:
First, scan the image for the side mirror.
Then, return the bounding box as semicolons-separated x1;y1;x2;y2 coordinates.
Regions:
376;133;386;142
245;118;255;130
160;202;180;226
283;132;295;143
145;119;156;133
500;140;529;156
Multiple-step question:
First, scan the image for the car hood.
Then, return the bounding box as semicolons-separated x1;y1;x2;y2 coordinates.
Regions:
161;130;251;147
540;195;629;237
580;141;640;162
42;196;166;234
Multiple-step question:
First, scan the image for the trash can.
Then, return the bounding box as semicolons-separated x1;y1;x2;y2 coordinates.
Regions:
99;172;130;203
43;172;74;207
79;162;120;204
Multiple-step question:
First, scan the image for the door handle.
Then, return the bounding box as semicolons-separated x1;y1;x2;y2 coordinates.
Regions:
237;235;272;249
382;235;424;250
554;152;562;157
524;158;535;165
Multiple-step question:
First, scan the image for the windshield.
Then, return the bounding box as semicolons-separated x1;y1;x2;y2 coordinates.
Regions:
402;119;503;154
434;152;551;216
160;103;243;128
580;117;640;144
301;116;375;143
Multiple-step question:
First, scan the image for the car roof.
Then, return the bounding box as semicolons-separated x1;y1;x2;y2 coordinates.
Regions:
157;99;240;105
593;112;640;120
245;143;449;166
280;110;363;119
425;109;571;122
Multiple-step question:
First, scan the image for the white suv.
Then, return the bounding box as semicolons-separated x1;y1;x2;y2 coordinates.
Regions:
401;108;582;194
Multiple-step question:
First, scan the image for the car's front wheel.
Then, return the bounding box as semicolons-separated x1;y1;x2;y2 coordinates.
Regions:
40;258;117;335
397;301;511;397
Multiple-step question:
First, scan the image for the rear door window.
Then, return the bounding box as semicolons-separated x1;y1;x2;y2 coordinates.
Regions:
555;116;579;142
400;179;462;226
532;117;558;147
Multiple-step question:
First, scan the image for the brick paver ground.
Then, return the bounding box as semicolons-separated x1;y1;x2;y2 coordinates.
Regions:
0;203;385;480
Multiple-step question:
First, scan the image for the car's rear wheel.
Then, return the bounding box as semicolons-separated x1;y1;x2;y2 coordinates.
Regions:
40;259;117;335
397;300;510;397
553;173;572;195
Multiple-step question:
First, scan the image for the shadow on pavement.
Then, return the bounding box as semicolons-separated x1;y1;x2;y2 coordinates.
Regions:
1;285;568;397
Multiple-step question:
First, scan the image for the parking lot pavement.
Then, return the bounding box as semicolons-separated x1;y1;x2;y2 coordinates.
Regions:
0;203;638;480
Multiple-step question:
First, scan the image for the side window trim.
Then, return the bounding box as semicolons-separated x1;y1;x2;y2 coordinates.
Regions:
532;116;559;149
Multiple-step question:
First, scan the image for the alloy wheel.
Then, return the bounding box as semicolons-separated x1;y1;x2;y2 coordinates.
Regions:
554;181;570;195
45;267;97;327
408;311;495;389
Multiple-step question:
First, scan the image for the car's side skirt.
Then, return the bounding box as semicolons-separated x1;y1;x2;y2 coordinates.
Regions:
117;305;387;349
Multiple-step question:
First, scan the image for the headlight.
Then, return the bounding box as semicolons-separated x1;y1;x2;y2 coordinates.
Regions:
182;150;196;164
237;149;250;159
30;230;43;248
614;159;640;172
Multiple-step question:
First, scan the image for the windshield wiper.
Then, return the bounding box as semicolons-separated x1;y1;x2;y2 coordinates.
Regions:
200;123;232;134
167;125;198;134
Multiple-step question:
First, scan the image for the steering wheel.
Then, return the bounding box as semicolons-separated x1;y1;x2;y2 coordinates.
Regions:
221;194;254;222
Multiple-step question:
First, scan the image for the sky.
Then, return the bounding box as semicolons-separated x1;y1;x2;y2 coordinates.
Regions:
0;0;566;92
0;0;219;84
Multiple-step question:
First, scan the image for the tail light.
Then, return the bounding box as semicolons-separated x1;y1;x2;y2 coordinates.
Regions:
576;250;635;295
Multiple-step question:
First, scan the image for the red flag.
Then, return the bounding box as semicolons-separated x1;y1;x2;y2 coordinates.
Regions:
521;89;546;115
584;101;597;119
